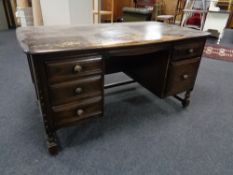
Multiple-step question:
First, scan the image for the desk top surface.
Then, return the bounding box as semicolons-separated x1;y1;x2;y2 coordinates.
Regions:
16;22;209;54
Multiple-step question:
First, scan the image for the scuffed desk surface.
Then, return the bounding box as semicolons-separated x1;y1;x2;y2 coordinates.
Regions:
16;22;209;54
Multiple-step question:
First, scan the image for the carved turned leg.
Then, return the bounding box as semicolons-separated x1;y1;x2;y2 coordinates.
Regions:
40;103;60;155
47;132;59;155
182;90;191;108
39;104;60;155
174;90;192;108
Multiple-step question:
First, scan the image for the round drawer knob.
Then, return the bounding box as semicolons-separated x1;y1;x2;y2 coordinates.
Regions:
74;64;82;73
76;109;84;116
189;48;194;54
75;87;83;94
182;74;189;80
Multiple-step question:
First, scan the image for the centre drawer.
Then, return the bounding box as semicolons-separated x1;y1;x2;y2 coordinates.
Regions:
49;75;103;106
166;58;201;96
46;56;102;84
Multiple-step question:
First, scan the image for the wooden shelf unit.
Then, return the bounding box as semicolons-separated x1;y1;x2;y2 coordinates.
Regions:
217;0;233;11
92;0;114;23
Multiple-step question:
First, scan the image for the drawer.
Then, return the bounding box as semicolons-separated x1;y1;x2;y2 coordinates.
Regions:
172;40;205;61
52;96;103;128
166;58;201;96
46;56;102;84
49;75;103;106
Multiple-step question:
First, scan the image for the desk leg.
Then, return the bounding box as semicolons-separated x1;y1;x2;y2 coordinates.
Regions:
174;90;192;108
39;93;59;155
182;90;191;108
27;55;35;84
47;132;59;155
42;113;59;155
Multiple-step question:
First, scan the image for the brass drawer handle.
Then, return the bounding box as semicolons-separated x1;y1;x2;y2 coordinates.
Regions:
188;48;194;54
75;87;83;94
76;109;84;116
74;64;82;73
182;74;189;80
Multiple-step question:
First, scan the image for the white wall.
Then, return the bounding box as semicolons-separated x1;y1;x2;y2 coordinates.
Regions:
40;0;70;25
40;0;94;26
70;0;92;25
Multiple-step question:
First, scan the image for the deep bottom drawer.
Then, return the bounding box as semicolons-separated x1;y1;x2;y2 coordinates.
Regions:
166;58;201;96
52;96;103;128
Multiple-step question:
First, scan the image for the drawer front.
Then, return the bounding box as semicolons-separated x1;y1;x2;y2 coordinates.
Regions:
166;58;201;96
46;56;102;84
49;75;103;106
172;40;205;61
52;97;103;128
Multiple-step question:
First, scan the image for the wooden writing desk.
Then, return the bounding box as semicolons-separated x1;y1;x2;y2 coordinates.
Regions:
16;22;209;155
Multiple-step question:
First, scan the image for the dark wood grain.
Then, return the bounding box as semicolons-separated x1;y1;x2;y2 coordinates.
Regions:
49;75;102;106
16;22;209;54
52;96;103;128
172;39;206;61
46;55;102;84
122;50;171;98
16;22;209;155
166;57;201;96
